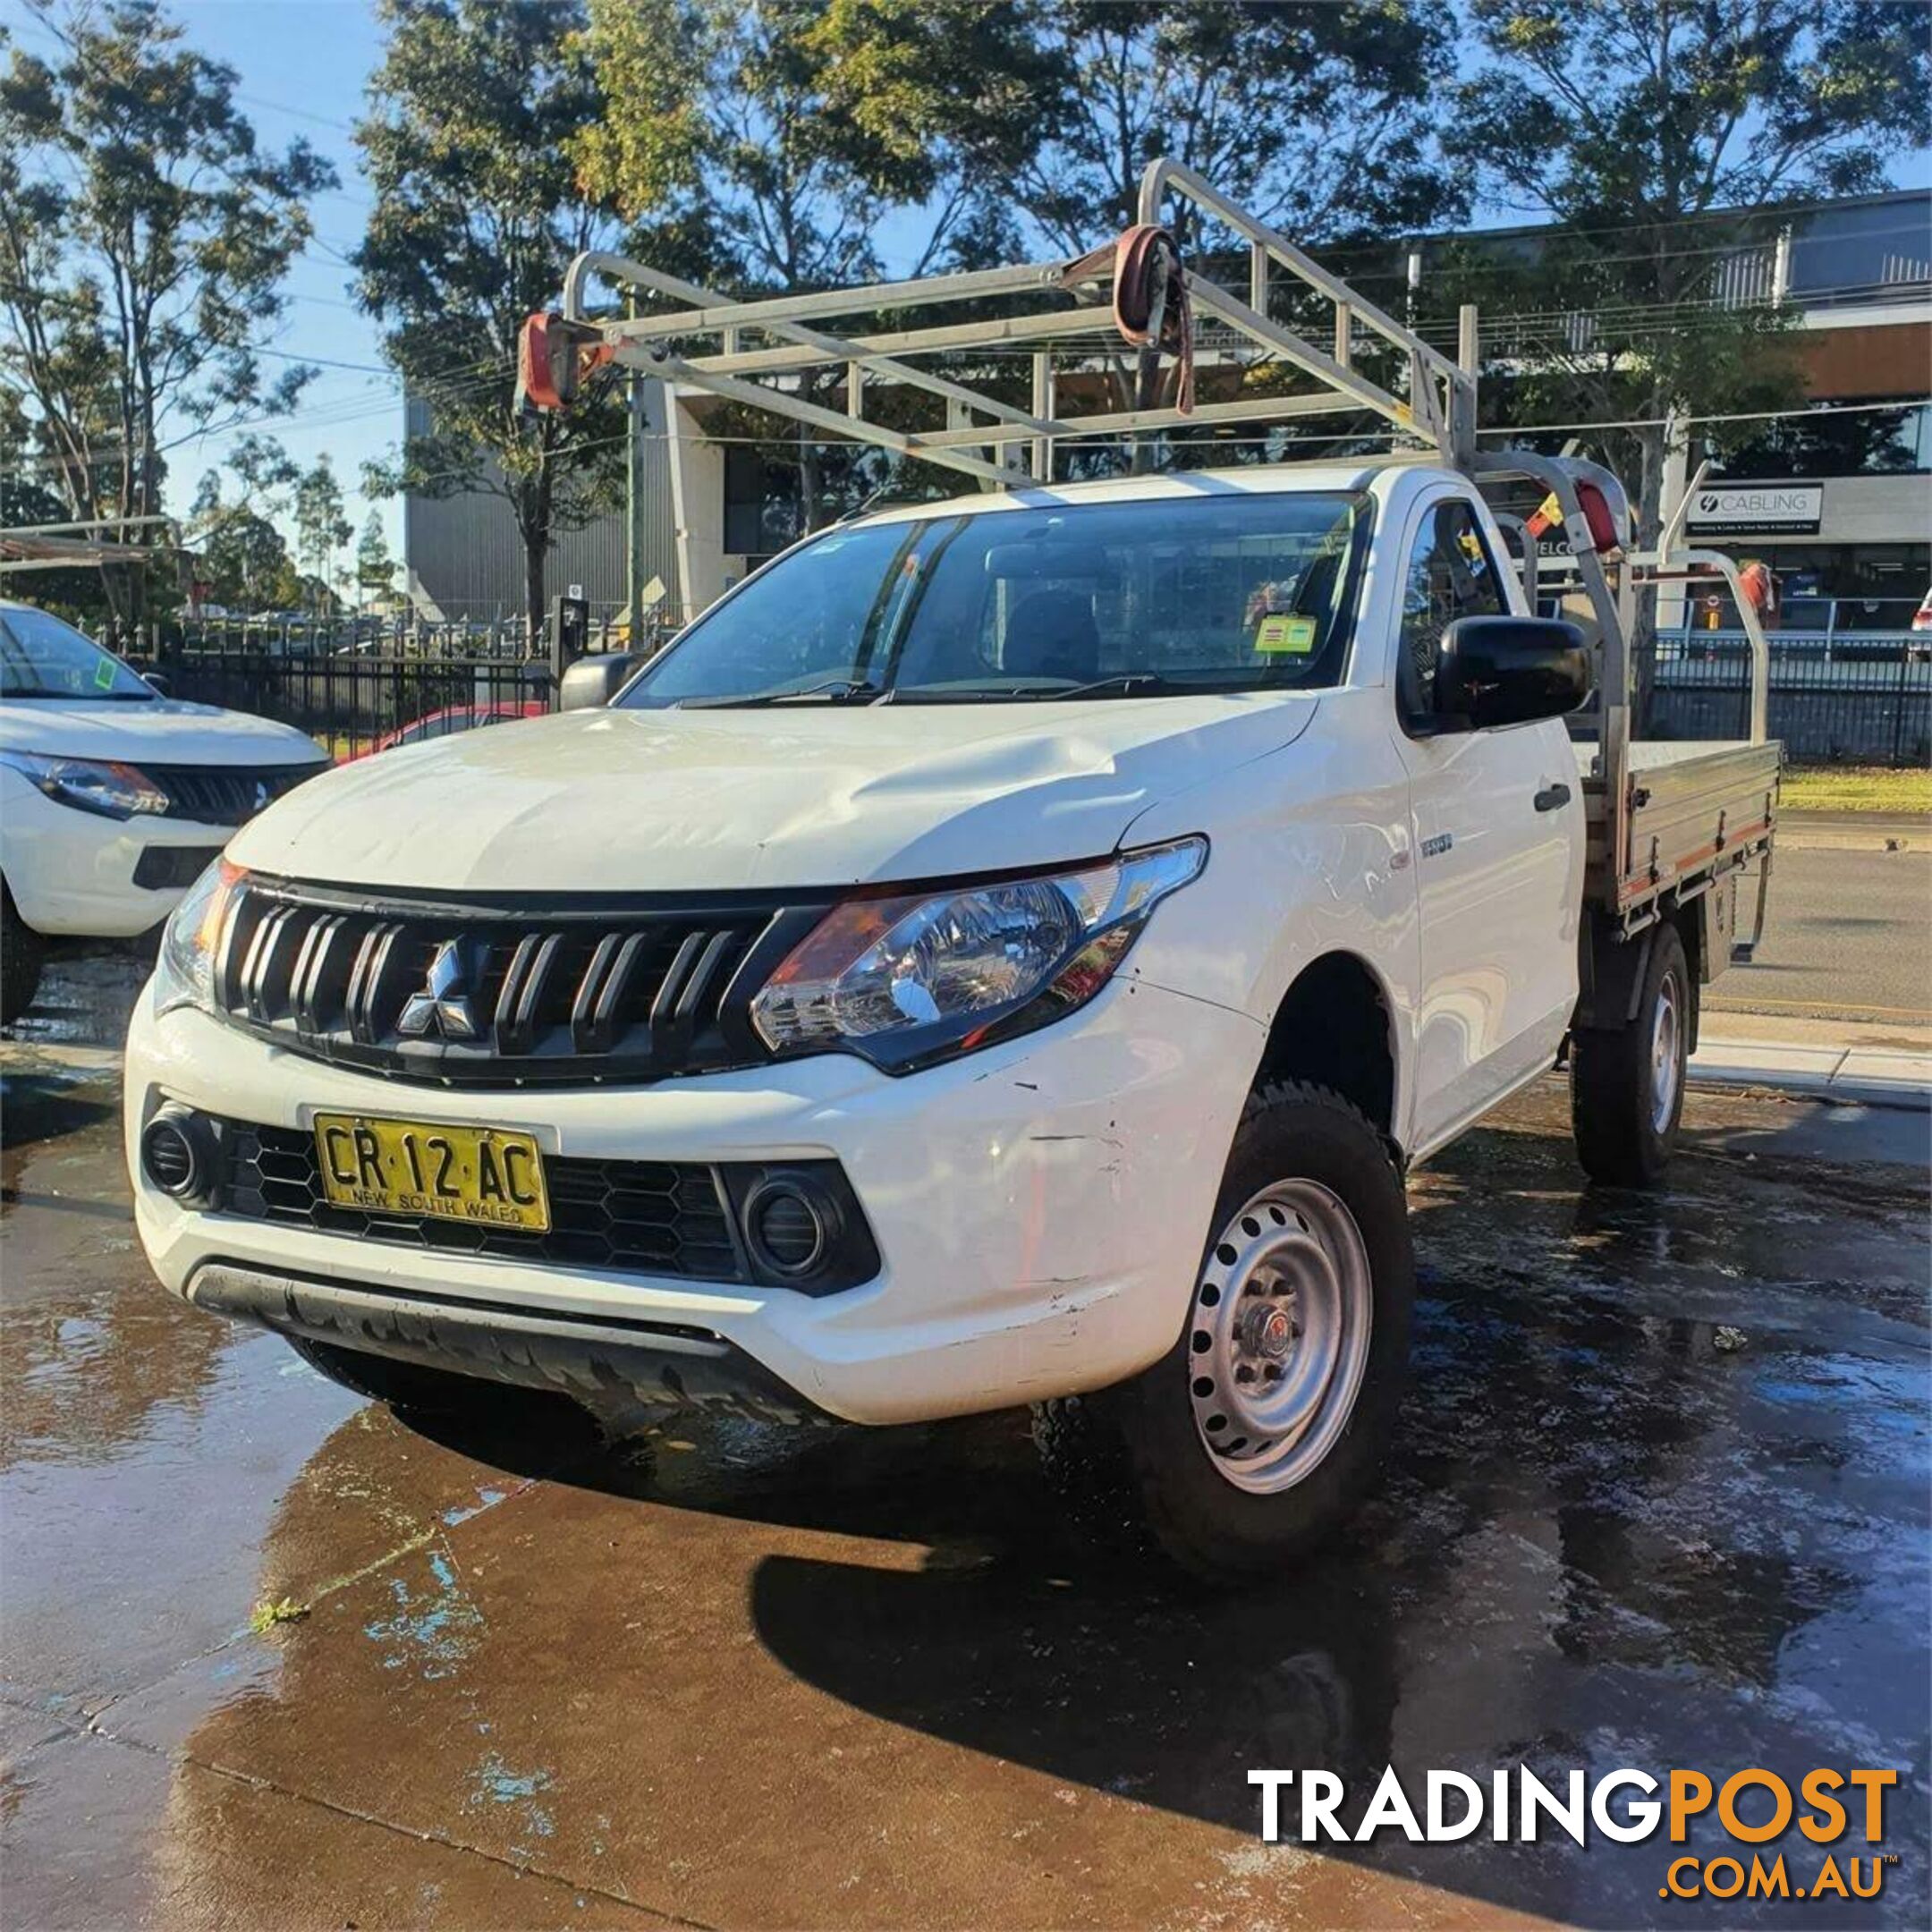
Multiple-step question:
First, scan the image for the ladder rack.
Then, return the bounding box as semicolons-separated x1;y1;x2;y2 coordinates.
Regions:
544;157;1479;489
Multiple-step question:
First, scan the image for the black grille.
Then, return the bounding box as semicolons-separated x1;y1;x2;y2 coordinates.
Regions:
214;882;816;1088
134;844;224;890
216;1122;744;1279
144;762;324;826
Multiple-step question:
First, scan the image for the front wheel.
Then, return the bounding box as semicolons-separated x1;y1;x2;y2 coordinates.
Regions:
2;884;45;1027
1036;1081;1414;1585
1571;923;1690;1187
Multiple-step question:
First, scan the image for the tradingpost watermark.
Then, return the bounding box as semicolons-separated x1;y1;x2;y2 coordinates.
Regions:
1250;1766;1901;1902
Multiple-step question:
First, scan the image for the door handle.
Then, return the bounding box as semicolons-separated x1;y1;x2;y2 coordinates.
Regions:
1534;782;1572;813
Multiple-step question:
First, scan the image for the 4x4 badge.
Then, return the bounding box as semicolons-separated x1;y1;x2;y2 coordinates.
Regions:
397;939;480;1039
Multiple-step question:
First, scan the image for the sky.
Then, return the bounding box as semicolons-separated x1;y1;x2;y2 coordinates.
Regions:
9;0;401;551
10;0;1929;566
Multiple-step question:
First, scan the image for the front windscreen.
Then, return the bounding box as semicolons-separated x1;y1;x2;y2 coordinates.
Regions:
621;490;1368;708
0;606;155;701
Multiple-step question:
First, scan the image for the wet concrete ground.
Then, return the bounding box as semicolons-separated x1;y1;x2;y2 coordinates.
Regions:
3;953;1928;1930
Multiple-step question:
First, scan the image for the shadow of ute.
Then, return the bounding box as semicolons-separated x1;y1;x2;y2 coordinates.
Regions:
749;1548;1400;1827
0;1073;116;1153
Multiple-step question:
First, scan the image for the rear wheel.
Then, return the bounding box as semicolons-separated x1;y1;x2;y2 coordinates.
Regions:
1571;923;1690;1187
1;884;45;1027
1035;1081;1413;1584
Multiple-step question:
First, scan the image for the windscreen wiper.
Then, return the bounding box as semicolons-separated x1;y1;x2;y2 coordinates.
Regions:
886;672;1188;705
677;678;884;710
1043;673;1183;699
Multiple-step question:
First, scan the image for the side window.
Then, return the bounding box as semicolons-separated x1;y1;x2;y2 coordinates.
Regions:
1398;500;1506;726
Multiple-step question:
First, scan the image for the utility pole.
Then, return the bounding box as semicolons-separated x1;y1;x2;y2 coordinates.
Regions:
625;292;645;650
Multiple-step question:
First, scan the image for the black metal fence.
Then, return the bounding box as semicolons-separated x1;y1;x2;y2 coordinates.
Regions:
129;618;1932;770
148;634;555;762
1650;631;1932;767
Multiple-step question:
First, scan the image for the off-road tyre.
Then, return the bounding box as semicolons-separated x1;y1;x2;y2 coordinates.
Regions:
287;1335;503;1418
1;884;45;1027
1034;1081;1413;1585
1571;922;1690;1188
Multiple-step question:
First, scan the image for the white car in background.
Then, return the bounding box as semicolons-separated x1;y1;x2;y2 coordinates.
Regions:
1;601;328;1024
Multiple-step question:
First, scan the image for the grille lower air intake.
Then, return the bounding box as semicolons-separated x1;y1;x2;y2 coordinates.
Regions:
199;1116;880;1292
214;880;818;1087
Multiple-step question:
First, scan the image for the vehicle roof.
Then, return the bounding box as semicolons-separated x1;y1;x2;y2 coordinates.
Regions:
854;456;1443;530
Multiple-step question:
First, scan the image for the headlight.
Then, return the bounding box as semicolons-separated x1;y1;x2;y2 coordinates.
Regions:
750;837;1206;1071
153;860;248;1018
0;750;168;820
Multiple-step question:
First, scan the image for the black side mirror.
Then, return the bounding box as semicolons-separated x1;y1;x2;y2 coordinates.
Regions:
559;651;642;711
1436;615;1591;731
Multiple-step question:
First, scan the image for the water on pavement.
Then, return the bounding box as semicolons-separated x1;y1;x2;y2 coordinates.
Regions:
3;953;1927;1930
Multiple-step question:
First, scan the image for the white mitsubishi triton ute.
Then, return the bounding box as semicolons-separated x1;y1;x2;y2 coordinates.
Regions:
124;462;1776;1580
2;601;328;1024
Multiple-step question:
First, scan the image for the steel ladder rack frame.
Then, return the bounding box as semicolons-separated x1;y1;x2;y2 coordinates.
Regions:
556;156;1479;491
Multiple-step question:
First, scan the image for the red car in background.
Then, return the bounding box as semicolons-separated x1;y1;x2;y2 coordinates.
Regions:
350;699;547;760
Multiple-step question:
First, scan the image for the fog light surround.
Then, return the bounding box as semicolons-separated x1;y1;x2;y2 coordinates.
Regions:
140;1104;216;1204
741;1173;839;1279
718;1160;877;1294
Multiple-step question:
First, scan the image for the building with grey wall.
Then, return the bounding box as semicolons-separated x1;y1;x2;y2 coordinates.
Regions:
401;388;679;623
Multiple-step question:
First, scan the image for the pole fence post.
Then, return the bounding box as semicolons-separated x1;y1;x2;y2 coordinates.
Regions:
627;291;646;653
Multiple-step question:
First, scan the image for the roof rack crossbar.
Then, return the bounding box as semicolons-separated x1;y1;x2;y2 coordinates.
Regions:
548;155;1485;477
1137;158;1475;462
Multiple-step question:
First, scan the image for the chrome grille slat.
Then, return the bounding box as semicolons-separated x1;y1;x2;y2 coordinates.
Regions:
216;886;784;1088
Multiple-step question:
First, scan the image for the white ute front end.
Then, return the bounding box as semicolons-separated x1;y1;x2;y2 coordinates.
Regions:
2;602;328;1023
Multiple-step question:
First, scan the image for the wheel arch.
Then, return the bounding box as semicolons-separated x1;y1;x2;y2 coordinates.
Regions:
1252;950;1403;1154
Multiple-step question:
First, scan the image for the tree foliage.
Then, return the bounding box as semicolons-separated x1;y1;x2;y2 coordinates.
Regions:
354;0;624;629
1440;0;1930;716
0;0;335;621
355;508;398;600
572;0;1063;287
292;455;352;606
1445;0;1932;527
1016;1;1465;258
188;488;301;610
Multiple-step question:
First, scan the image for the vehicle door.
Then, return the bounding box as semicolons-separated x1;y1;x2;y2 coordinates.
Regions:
1392;491;1583;1152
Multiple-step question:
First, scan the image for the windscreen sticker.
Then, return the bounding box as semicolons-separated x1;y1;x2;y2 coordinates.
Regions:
93;656;117;688
1255;614;1318;655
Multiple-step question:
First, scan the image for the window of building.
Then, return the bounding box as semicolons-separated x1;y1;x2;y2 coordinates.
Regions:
1716;399;1931;479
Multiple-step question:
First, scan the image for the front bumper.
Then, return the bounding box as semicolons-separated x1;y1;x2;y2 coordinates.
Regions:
186;1262;826;1427
126;975;1264;1426
2;772;226;936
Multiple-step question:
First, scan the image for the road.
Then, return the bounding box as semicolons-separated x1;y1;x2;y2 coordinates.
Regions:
3;955;1928;1930
1712;843;1930;1025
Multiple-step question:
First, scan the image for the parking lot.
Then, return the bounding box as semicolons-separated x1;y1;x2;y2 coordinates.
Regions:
3;952;1928;1930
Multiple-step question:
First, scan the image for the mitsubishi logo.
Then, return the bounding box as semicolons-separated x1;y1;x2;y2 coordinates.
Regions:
397;939;481;1039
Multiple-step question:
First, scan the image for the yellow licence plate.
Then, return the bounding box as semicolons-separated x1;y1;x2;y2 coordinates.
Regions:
312;1114;551;1233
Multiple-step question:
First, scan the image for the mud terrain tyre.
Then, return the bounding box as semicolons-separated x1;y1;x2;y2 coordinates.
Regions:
1035;1081;1413;1585
1571;922;1690;1188
287;1335;503;1419
2;883;45;1027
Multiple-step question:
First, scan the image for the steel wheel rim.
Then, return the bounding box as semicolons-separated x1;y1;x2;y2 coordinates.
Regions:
1187;1178;1373;1495
1650;970;1682;1134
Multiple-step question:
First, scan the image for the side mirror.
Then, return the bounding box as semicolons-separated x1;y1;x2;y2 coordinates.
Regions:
1436;615;1591;731
140;670;170;697
559;652;642;711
